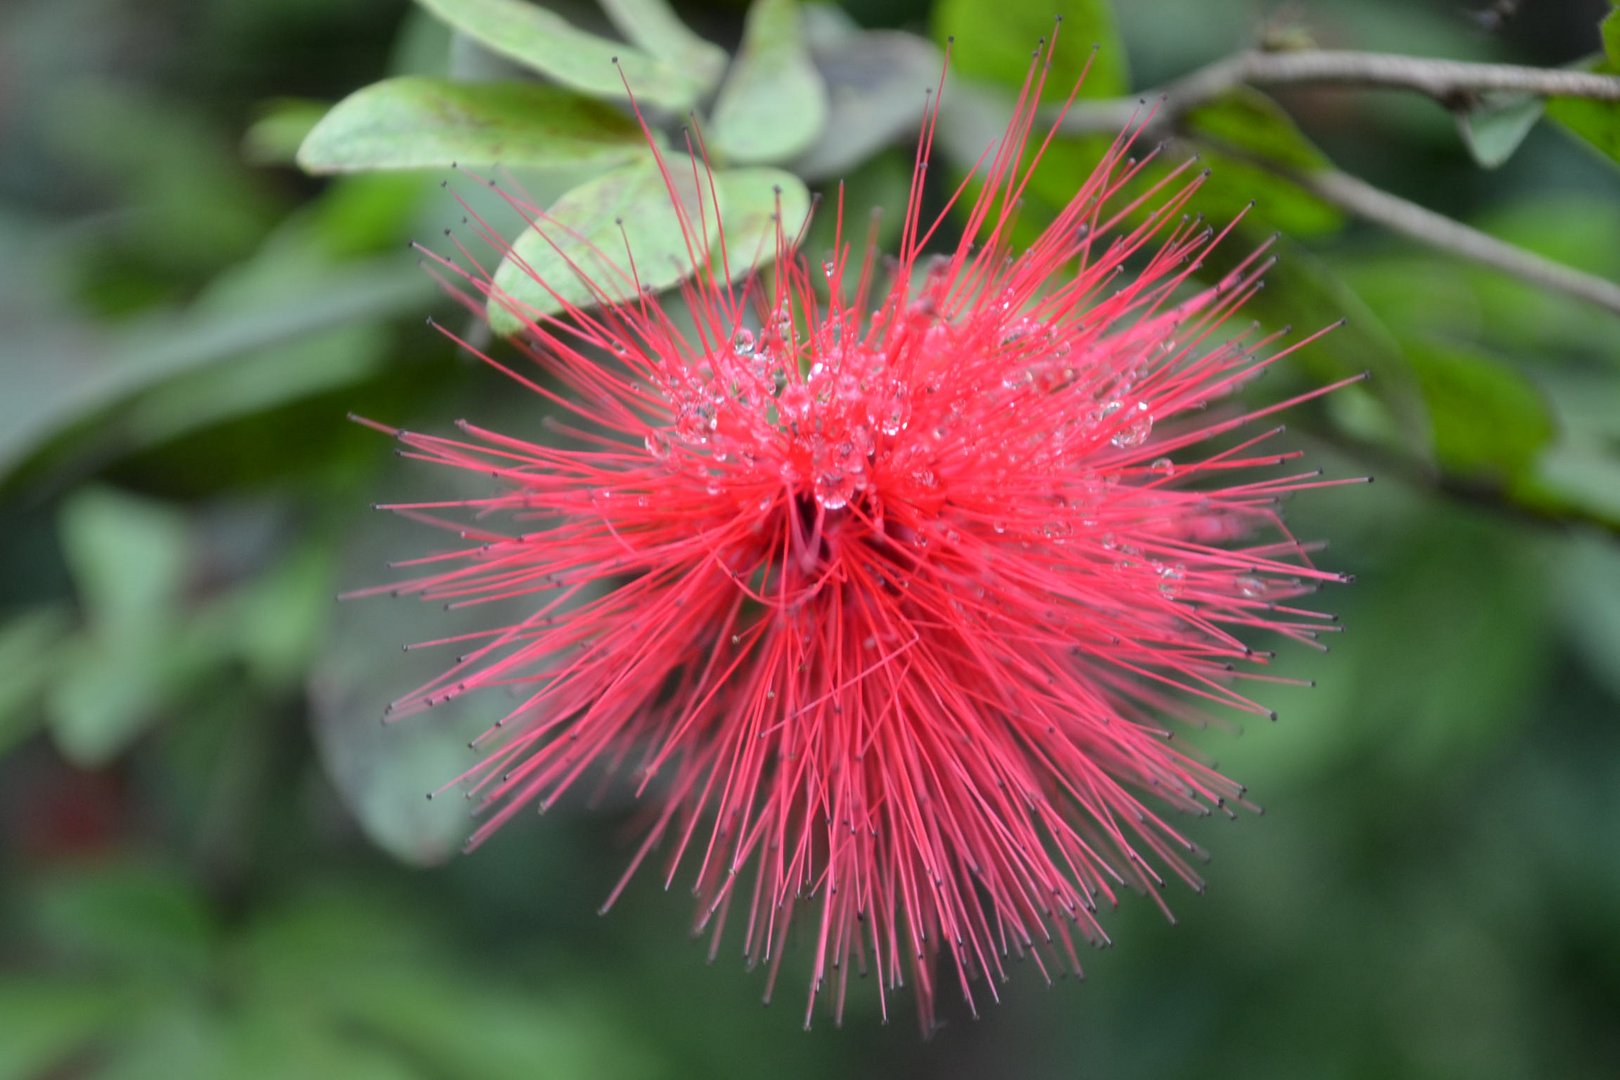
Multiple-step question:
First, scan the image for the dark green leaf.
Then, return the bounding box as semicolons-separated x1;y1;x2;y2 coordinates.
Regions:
1181;88;1346;235
298;77;654;174
597;0;727;94
0;258;430;479
45;84;279;275
414;0;706;111
1235;238;1427;446
1545;50;1620;170
1456;93;1544;169
710;0;828;165
1558;535;1620;704
933;0;1128;99
0;978;124;1080
1185;147;1347;237
28;863;215;976
1185;87;1331;171
487;161;717;334
1406;341;1556;478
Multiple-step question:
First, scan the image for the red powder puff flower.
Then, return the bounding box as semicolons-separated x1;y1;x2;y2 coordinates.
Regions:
357;49;1360;1032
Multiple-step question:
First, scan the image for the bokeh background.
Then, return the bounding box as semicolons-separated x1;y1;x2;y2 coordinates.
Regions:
3;0;1619;1076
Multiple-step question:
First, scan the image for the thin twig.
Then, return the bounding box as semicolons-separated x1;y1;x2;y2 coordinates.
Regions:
1288;168;1620;317
1056;47;1620;136
1039;47;1620;318
1185;49;1620;107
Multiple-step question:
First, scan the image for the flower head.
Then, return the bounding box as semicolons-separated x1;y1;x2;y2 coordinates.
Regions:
362;49;1357;1031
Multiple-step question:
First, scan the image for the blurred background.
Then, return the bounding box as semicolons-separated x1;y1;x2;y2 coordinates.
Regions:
2;0;1619;1076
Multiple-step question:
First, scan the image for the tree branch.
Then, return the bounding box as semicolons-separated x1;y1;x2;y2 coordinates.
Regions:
1040;47;1620;318
1175;49;1620;109
1287;167;1620;318
1057;49;1620;139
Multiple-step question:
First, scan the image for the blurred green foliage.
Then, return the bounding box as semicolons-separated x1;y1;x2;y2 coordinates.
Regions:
2;0;1619;1077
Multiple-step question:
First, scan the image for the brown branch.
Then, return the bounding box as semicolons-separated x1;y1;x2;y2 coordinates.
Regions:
1056;48;1620;136
1036;48;1620;318
1288;168;1620;318
1176;48;1620;108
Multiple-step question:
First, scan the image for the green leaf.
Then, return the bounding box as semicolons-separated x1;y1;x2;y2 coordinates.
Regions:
487;161;718;334
710;0;829;165
1456;93;1544;169
0;257;430;479
28;863;215;976
1545;55;1620;170
1605;6;1620;67
1185;87;1332;171
0;608;71;754
933;0;1128;99
710;168;812;283
49;489;192;765
0;978;124;1080
413;0;705;111
1186;147;1346;237
58;489;190;642
242;98;329;167
1406;341;1557;479
793;27;944;180
1226;238;1428;446
228;545;336;689
597;0;727;93
298;77;654;174
1559;535;1620;705
1181;88;1347;235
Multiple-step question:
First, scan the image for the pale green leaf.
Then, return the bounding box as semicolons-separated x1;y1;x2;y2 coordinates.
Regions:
414;0;705;111
710;0;829;165
0;608;71;754
487;161;717;334
597;0;727;93
710;168;812;282
1457;93;1544;169
49;489;192;765
298;77;653;174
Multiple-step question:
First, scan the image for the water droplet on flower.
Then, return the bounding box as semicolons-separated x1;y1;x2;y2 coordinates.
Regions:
1150;457;1175;477
732;328;755;356
814;471;853;510
1158;562;1186;598
778;383;812;422
992;520;1007;535
1236;574;1268;598
644;430;673;459
1110;403;1153;448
